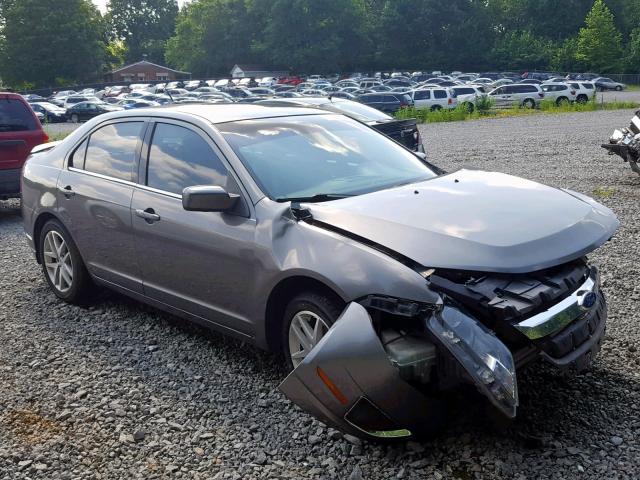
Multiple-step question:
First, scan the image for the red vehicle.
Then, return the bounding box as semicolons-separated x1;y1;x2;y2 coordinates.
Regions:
278;76;304;86
0;92;48;199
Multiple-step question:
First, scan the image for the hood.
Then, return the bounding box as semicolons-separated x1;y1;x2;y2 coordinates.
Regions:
305;170;619;273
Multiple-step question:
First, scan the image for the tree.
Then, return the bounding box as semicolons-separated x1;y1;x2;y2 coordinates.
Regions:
491;31;553;71
165;0;259;77
0;0;106;88
251;0;372;73
626;28;640;73
108;0;178;64
575;0;623;73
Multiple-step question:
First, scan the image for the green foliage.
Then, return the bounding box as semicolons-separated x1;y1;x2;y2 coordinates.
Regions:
491;31;554;70
0;0;106;88
575;0;623;73
107;0;178;64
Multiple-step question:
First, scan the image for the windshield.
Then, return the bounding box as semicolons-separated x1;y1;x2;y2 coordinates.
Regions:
319;101;392;122
219;114;435;201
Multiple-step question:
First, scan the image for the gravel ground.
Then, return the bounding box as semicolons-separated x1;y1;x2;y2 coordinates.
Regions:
2;109;640;479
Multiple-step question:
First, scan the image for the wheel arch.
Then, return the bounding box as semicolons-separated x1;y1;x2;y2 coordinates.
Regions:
32;212;61;263
264;275;346;353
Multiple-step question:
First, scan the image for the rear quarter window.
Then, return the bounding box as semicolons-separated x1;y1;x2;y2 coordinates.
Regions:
0;97;38;132
434;90;447;99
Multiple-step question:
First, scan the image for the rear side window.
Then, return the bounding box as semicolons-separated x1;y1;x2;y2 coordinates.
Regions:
582;83;594;89
434;90;447;99
70;138;89;169
0;97;37;132
414;90;431;100
146;123;227;195
84;122;144;181
455;88;475;95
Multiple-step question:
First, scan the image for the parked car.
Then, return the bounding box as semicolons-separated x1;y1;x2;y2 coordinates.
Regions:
22;104;618;440
540;83;577;105
411;88;458;111
66;102;123;123
0;92;48;199
488;84;544;108
29;102;68;123
256;97;425;152
358;92;414;113
451;86;487;112
63;95;99;109
574;82;597;103
593;77;625;91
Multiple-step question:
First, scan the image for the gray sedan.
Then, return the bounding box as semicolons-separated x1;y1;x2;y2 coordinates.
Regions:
22;104;618;439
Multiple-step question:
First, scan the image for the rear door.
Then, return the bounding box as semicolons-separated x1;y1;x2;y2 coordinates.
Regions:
56;119;146;293
0;94;46;171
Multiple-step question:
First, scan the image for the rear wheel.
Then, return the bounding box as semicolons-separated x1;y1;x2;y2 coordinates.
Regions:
615;85;623;91
556;97;569;106
430;105;442;112
576;94;588;104
522;98;535;109
70;114;79;123
462;102;474;113
282;292;343;370
39;219;92;303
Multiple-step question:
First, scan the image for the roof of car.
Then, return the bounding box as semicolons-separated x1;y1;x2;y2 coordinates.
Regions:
112;103;328;124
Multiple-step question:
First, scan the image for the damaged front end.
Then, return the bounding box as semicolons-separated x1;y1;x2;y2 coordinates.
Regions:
280;259;607;439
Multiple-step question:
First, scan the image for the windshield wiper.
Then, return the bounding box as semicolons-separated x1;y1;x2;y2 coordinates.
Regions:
275;193;354;203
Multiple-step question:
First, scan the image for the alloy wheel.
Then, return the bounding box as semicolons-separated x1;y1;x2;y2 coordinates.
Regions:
288;310;330;368
43;230;73;293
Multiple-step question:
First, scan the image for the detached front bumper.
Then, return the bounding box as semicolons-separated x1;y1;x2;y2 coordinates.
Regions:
280;268;607;439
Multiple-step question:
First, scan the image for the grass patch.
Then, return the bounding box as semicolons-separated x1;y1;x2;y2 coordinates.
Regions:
397;98;638;124
593;186;616;198
45;131;71;142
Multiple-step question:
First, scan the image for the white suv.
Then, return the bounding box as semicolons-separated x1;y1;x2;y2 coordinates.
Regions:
540;83;578;105
451;86;487;111
488;84;544;108
567;82;596;103
412;88;458;110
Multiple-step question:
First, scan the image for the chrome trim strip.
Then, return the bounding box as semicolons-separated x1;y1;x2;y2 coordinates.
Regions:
515;268;598;340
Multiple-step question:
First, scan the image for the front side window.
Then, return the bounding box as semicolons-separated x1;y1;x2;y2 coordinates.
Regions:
146;123;227;195
219;114;435;202
84;122;143;181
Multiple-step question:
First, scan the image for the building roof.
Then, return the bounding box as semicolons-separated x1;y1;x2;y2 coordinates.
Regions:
109;60;191;75
232;64;289;73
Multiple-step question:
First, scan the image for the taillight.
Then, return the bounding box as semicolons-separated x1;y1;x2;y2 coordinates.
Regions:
538;92;544;98
400;103;409;108
571;90;576;95
43;133;49;143
448;98;452;104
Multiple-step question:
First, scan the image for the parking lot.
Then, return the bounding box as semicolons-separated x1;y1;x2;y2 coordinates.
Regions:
1;108;639;479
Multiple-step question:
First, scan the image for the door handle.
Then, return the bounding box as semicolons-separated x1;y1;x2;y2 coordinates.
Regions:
135;208;161;223
59;185;75;198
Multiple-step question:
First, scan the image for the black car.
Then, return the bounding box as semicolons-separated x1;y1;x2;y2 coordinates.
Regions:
29;102;68;123
256;97;425;152
65;102;123;123
358;92;413;114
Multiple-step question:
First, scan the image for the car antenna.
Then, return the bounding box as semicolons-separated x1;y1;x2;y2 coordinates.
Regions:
166;89;175;103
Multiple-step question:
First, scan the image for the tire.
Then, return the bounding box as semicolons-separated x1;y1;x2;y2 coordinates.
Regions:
577;95;588;104
522;98;535;109
71;114;79;123
430;105;442;112
556;97;569;106
282;291;343;371
615;85;623;91
39;219;93;304
463;102;474;113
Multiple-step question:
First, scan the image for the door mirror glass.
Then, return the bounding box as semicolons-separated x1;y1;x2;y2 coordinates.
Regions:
182;185;239;212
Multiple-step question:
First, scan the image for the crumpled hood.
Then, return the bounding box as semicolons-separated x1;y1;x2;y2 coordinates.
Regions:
305;170;619;273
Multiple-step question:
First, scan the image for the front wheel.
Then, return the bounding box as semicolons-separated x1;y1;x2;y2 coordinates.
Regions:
615;85;623;91
70;114;79;123
282;292;343;370
39;219;93;303
522;99;536;109
556;97;569;106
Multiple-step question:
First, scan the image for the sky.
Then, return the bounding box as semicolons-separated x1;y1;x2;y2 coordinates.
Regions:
92;0;191;13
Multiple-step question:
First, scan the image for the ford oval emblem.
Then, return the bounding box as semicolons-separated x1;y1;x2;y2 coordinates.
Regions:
579;291;597;309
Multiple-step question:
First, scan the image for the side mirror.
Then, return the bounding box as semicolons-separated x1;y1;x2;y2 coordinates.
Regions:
415;151;427;161
182;185;239;212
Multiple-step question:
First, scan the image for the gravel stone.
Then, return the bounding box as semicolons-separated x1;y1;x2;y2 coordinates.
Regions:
2;109;639;479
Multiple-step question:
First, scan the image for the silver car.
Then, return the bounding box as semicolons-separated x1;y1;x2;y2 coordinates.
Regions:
22;104;618;439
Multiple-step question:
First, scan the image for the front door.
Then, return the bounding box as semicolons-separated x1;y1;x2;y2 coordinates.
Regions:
131;121;257;335
56;120;146;293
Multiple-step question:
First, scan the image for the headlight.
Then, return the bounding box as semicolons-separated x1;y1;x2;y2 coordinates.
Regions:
427;305;518;417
